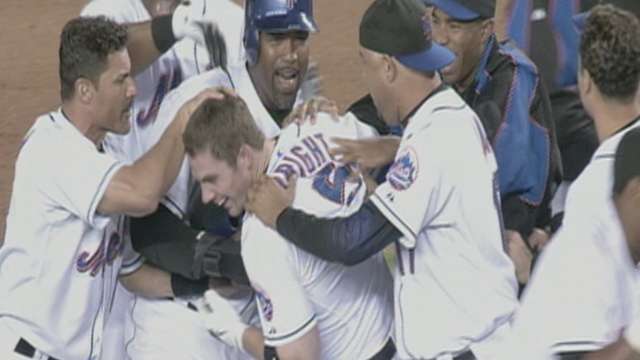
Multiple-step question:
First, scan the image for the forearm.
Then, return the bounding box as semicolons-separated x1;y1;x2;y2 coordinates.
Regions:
276;201;401;265
130;203;249;284
130;204;201;279
126;20;163;75
120;263;173;298
242;326;267;360
494;0;516;42
131;117;186;206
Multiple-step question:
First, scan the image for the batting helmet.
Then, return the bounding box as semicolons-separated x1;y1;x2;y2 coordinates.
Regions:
243;0;318;65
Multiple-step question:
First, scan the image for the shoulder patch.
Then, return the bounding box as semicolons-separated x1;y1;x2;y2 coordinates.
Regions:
387;147;419;191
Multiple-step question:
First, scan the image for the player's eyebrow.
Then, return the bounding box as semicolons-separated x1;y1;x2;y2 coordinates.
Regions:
201;174;217;184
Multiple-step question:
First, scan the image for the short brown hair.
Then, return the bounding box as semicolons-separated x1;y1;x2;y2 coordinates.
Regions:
59;16;128;101
183;96;265;166
580;4;640;102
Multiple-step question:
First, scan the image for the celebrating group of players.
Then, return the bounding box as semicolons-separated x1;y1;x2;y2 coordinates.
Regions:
1;0;640;359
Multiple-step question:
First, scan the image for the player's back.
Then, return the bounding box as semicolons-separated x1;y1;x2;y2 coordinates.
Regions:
241;113;394;359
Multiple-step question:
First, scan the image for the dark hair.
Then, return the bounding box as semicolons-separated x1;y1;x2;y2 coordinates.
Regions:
580;4;640;102
59;16;128;101
183;96;265;166
614;127;640;195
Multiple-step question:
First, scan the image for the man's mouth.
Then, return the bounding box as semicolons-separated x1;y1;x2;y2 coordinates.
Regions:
274;68;300;93
122;102;133;116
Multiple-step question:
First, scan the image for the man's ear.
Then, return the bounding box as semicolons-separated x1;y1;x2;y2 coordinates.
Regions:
480;19;495;43
237;144;253;171
75;78;95;104
581;67;594;96
382;54;398;84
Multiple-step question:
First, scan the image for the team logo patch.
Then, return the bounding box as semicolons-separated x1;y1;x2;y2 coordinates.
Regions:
387;147;418;191
256;291;274;322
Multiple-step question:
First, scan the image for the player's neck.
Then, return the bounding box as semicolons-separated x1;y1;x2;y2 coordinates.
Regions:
397;74;443;125
592;100;640;142
255;139;277;178
61;103;106;147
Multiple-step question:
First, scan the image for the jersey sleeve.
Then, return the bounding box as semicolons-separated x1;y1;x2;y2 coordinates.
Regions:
243;218;317;347
47;141;124;228
369;128;445;248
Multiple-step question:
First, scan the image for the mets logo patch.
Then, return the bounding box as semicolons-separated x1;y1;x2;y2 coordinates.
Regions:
387;147;419;191
256;291;274;322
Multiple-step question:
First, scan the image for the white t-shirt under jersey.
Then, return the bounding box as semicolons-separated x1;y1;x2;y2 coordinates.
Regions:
242;113;394;359
370;87;519;359
0;109;142;360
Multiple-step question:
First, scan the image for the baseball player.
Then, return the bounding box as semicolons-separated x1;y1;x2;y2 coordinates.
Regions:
0;16;222;360
246;1;519;359
186;96;394;359
502;6;640;359
118;0;327;358
79;1;245;358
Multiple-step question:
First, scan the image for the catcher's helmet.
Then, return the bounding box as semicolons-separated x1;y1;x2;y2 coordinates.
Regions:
243;0;318;65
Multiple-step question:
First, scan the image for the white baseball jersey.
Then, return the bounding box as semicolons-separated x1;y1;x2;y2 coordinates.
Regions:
241;113;394;359
122;63;296;359
504;120;640;360
0;109;142;360
369;86;519;359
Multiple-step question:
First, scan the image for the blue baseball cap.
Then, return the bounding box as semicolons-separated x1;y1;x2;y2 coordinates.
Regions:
428;0;495;21
360;0;455;72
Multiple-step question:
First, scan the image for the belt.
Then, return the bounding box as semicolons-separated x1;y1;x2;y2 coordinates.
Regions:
15;338;59;360
369;338;396;360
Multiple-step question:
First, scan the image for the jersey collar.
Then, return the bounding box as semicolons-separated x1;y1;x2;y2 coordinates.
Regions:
400;82;450;128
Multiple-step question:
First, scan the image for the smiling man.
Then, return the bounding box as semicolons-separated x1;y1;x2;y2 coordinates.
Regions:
114;1;333;359
428;0;562;288
188;96;394;360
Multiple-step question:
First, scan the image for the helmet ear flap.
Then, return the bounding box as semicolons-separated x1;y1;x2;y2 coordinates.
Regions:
243;0;259;66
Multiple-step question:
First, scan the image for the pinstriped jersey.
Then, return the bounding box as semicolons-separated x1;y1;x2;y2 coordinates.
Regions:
370;86;518;359
242;113;394;359
0;109;142;360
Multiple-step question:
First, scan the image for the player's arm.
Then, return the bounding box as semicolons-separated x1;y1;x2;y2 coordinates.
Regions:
201;229;322;360
494;0;516;42
119;262;209;299
97;88;223;217
129;202;249;284
202;291;321;360
246;176;401;265
83;1;216;75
